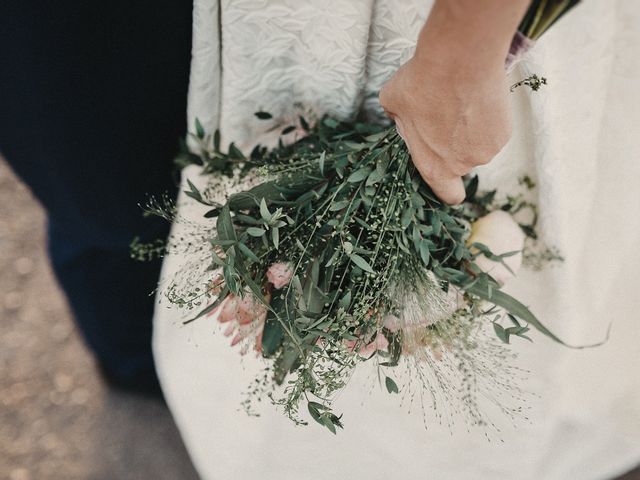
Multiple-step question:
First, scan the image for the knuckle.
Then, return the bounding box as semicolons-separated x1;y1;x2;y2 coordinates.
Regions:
451;160;473;175
451;192;466;205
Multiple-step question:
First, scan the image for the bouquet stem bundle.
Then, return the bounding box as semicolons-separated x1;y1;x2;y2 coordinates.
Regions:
518;0;581;41
507;0;581;71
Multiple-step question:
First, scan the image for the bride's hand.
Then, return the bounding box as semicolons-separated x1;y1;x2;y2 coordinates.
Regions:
379;0;529;205
379;56;511;205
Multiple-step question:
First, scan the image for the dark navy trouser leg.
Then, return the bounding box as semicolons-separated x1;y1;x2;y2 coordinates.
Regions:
0;1;192;389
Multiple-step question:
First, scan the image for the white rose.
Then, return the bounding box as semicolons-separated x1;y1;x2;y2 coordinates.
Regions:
467;210;525;286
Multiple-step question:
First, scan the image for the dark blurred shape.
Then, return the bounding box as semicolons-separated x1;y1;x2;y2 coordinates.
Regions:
0;1;192;391
0;158;198;479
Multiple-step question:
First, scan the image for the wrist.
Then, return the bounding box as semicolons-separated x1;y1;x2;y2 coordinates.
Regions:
413;0;530;75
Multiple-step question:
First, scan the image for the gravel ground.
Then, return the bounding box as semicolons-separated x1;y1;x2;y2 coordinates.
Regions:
1;156;638;480
0;158;198;480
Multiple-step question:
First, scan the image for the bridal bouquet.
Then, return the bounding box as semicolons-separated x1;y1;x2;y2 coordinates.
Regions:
135;0;593;433
142;116;576;433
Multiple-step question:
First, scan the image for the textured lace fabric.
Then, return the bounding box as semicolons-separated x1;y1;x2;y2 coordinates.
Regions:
156;1;640;479
189;0;432;151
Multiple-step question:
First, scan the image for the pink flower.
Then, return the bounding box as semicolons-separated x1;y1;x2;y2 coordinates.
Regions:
360;334;389;357
344;333;389;357
208;273;225;295
266;262;293;289
216;294;238;323
213;292;270;354
382;314;401;332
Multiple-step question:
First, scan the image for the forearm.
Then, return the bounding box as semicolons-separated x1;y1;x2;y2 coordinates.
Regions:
415;0;531;73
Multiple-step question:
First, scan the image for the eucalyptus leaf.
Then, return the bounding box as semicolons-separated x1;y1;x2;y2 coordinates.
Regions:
195;118;205;139
461;277;608;349
260;198;272;221
347;167;372;183
237;242;260;263
262;316;284;358
349;254;374;274
246;227;266;237
385;376;399;394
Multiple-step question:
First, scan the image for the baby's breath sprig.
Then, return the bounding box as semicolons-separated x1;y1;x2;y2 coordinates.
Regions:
510;74;548;92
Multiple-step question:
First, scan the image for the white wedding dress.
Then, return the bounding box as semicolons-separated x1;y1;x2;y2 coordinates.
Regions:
153;1;640;479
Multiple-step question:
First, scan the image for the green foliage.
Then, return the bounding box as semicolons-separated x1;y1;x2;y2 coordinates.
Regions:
167;115;576;430
129;237;166;261
385;376;399;394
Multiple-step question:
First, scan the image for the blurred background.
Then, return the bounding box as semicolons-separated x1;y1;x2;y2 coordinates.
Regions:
1;153;639;480
0;157;198;480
